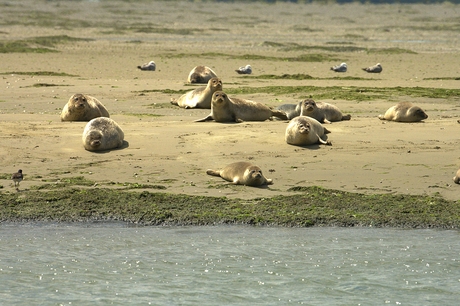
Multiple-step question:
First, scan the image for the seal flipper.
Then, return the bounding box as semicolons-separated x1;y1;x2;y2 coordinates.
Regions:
195;114;214;122
206;169;221;177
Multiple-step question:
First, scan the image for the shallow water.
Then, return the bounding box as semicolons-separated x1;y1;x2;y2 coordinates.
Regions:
1;224;459;305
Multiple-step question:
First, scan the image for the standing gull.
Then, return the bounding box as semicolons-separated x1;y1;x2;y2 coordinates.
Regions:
362;63;382;73
137;61;156;71
235;64;252;75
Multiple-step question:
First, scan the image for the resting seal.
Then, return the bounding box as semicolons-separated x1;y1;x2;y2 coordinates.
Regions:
378;102;428;122
285;116;331;146
300;99;351;124
195;91;288;122
235;64;252;74
137;61;156;71
187;66;218;84
82;117;124;152
61;94;110;122
206;161;273;186
362;63;382;73
276;101;302;120
170;77;222;109
453;169;460;184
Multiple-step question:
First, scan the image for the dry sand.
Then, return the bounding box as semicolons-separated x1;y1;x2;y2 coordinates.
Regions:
1;1;459;200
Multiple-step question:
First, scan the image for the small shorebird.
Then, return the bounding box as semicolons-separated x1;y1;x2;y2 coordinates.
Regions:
362;63;382;73
235;64;252;74
12;169;23;189
137;61;156;71
330;62;347;72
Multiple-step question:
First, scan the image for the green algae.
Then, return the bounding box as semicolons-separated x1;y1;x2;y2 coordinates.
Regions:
1;186;459;228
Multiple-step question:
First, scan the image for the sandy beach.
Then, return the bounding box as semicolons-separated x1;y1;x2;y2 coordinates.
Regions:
1;0;459;201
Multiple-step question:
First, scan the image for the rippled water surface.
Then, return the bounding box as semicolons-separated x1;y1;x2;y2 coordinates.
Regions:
1;224;459;305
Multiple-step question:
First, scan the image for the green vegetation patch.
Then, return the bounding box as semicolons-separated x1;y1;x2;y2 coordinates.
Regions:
252;74;370;81
1;186;459;228
223;85;460;101
0;35;93;53
0;71;78;77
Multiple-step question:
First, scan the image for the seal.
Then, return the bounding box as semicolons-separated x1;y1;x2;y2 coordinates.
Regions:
378;102;428;122
362;63;382;73
137;61;156;71
453;169;460;184
206;161;273;186
276;101;302;120
82;117;125;152
61;94;110;122
331;62;347;72
11;169;23;188
195;91;288;122
299;99;351;124
285;116;332;146
235;64;252;74
170;77;222;109
187;65;218;84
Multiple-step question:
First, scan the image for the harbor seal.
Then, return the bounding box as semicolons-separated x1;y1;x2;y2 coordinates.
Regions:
285;116;331;146
170;77;222;109
195;91;288;122
300;99;351;124
82;117;125;152
330;62;347;72
12;169;23;188
362;63;382;73
61;94;110;122
276;101;302;120
235;64;252;74
453;169;460;184
187;65;218;84
378;102;428;122
206;161;273;186
137;61;156;71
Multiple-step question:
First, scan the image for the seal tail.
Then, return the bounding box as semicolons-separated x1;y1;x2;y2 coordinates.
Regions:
206;169;221;177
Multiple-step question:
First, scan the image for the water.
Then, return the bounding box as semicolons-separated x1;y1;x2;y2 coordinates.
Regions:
1;224;458;305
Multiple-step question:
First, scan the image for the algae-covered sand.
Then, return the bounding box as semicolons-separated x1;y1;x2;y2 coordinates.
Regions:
1;0;459;227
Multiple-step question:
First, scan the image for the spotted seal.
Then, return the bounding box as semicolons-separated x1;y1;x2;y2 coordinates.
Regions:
285;116;331;146
300;99;351;124
362;63;382;73
378;102;428;122
82;117;125;152
187;66;218;84
195;91;288;122
170;77;222;109
331;62;347;72
206;161;273;186
61;94;110;122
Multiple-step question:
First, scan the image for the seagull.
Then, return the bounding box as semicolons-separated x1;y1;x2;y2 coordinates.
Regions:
330;62;347;72
235;64;252;74
137;61;156;71
12;169;23;189
362;63;382;73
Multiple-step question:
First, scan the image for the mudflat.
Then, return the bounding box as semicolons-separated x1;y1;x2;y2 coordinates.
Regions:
1;0;459;201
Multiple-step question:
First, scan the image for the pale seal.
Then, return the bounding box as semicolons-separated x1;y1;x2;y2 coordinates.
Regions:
137;61;156;71
187;65;218;84
12;169;23;188
170;77;222;109
195;91;288;122
285;116;331;146
82;117;125;152
330;62;347;72
378;102;428;122
61;94;110;122
362;63;382;73
453;169;460;184
276;101;302;120
300;99;351;124
206;161;273;186
235;64;252;74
